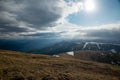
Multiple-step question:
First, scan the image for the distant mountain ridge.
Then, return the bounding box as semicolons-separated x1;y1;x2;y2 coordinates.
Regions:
30;41;120;55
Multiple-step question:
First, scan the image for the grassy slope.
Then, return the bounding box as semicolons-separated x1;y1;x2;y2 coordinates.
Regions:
0;50;120;80
74;50;120;65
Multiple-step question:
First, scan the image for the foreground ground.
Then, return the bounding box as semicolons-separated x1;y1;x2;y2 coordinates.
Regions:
0;50;120;80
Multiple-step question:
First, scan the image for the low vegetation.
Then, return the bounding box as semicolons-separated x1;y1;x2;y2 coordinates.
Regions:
0;50;120;80
74;50;120;65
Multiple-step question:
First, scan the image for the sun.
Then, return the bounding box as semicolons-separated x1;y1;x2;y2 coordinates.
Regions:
84;0;96;12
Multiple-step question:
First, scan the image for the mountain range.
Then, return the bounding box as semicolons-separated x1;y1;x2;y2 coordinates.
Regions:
30;41;120;55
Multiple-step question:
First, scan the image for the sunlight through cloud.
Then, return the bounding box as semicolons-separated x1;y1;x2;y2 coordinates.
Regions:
84;0;96;12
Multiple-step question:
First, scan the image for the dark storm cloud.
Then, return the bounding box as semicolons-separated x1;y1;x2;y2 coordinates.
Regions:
0;0;82;39
0;0;62;29
0;0;66;38
16;0;62;28
21;32;61;39
0;11;28;32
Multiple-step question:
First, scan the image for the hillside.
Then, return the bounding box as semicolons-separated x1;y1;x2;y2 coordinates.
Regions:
30;41;120;55
0;50;120;80
59;50;120;65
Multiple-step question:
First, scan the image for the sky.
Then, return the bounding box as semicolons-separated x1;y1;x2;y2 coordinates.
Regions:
0;0;120;41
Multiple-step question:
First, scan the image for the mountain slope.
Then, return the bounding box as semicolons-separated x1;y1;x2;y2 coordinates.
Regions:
0;50;120;80
59;50;120;65
30;41;120;54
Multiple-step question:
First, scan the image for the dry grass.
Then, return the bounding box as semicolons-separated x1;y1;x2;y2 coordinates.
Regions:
0;50;120;80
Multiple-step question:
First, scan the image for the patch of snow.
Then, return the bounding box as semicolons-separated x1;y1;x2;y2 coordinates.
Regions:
83;42;101;49
66;51;74;56
96;43;101;49
82;42;89;49
110;49;117;53
53;55;60;57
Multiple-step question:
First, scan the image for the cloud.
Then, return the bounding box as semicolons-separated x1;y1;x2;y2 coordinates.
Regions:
21;32;61;39
0;0;120;41
56;22;120;40
0;0;82;39
85;24;120;40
